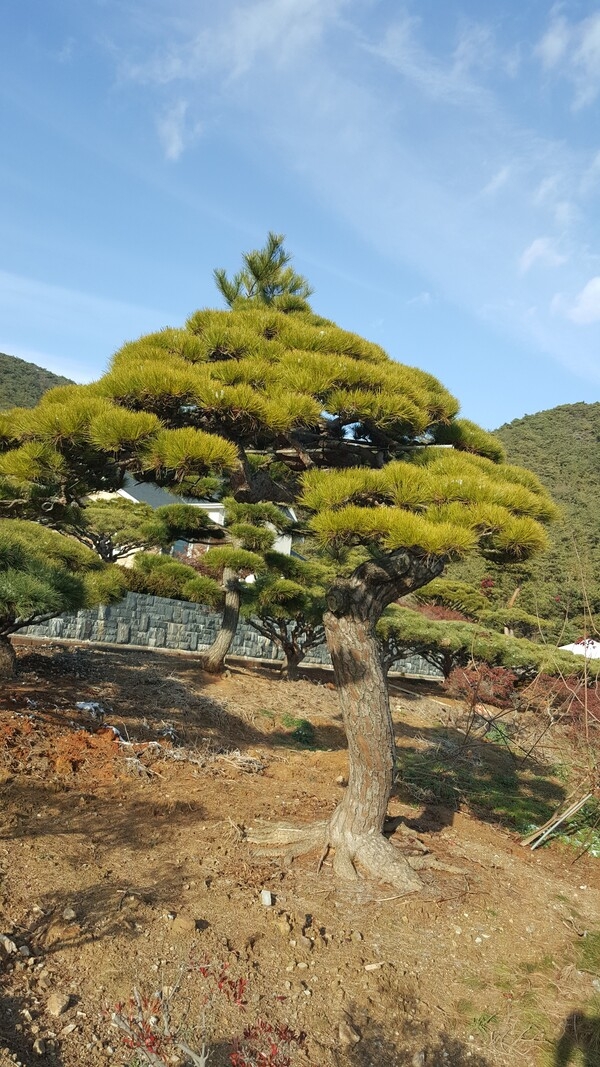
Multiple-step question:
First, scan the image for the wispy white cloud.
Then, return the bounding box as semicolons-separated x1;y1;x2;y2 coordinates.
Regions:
536;14;570;68
567;277;600;325
481;165;511;196
156;99;201;160
519;238;566;274
580;150;600;196
367;15;497;108
0;270;164;322
532;173;577;229
407;290;432;307
536;10;600;109
124;0;347;85
452;21;497;79
102;2;600;384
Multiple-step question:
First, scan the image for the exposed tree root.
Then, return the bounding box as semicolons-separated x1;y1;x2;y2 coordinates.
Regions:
385;821;430;853
246;820;432;894
385;824;467;874
247;821;328;866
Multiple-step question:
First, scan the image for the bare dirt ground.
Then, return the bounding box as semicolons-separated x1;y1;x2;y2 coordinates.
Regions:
0;639;599;1067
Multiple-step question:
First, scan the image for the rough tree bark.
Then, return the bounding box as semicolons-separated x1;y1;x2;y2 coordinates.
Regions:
280;641;304;682
200;568;240;674
248;550;446;891
0;634;17;679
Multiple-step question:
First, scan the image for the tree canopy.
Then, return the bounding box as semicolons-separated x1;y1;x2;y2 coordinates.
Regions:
0;519;125;676
126;495;294;672
377;603;590;681
241;553;328;680
49;497;217;563
0;233;560;891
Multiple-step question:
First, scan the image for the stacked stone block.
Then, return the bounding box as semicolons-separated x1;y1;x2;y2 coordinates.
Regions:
24;591;441;678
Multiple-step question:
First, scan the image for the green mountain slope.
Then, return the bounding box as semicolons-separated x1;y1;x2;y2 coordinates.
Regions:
0;352;74;410
446;402;599;641
494;402;600;635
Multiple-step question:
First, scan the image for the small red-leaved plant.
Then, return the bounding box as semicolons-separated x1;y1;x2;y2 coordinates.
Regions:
231;1020;306;1067
110;956;306;1066
191;959;248;1009
111;989;175;1059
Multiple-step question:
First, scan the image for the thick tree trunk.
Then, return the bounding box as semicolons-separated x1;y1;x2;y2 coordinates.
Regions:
280;644;304;682
322;608;421;890
0;635;17;679
441;651;455;679
249;549;446;890
200;568;240;674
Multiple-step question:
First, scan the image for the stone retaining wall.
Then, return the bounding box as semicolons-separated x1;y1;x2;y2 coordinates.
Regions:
24;591;441;678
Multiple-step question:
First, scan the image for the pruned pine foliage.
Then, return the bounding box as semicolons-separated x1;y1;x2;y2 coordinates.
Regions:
414;578;490;618
126;498;292;604
243;555;328;623
412;577;546;638
126;553;223;608
242;555;329;674
0;249;555;576
0;520;125;635
54;498;216;563
377;605;597;681
196;546;266;578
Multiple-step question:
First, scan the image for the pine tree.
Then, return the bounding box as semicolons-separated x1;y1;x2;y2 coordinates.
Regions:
126;498;295;672
377;604;583;681
0;520;125;677
48;498;215;563
414;576;549;638
241;554;327;680
181;498;294;673
0;235;559;890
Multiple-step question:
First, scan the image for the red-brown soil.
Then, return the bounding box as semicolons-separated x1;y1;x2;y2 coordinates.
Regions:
0;639;599;1067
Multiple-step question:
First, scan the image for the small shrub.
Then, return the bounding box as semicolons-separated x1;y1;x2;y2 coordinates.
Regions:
281;714;316;747
519;673;600;743
445;664;518;709
110;960;306;1067
415;603;471;622
231;1021;306;1067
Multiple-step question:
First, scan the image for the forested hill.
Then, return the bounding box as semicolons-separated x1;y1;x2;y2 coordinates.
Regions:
495;402;600;633
0;352;74;410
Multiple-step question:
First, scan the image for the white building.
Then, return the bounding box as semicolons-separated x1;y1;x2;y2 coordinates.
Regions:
559;638;600;660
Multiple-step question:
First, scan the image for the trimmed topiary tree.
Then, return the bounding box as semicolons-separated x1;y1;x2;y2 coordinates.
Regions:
0;235;559;890
377;604;585;681
241;554;327;680
48;497;216;563
194;498;294;673
125;497;295;672
0;520;126;677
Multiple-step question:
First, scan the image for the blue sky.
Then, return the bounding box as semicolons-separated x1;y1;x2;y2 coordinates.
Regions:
1;1;600;429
